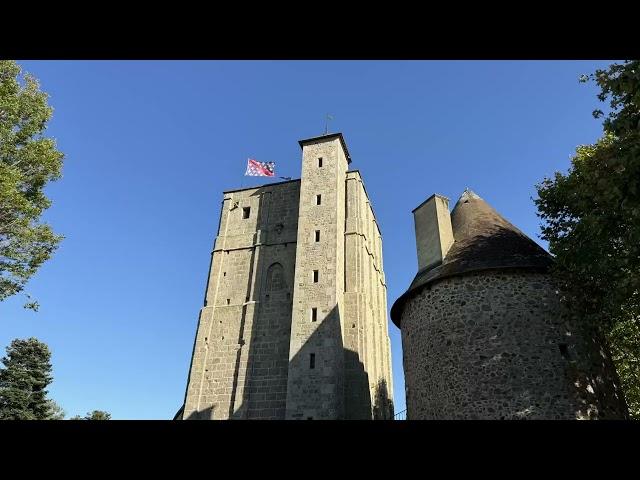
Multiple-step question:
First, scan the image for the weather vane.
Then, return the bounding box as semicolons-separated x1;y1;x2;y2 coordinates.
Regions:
324;114;334;135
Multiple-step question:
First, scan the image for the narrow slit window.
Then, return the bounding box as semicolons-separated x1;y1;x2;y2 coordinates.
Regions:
313;270;319;283
315;230;320;242
559;343;570;359
311;308;318;322
242;207;250;219
316;194;321;205
309;353;315;369
318;157;323;167
226;299;230;305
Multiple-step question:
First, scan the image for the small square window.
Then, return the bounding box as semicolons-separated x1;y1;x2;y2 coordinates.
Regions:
309;353;315;369
313;270;319;283
318;157;323;167
316;194;321;205
242;207;250;219
314;230;320;242
311;308;318;322
226;299;230;305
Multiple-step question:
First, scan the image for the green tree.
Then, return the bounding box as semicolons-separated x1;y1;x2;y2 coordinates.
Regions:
0;337;54;419
46;399;65;420
85;410;111;420
535;60;640;418
0;60;64;310
70;410;111;420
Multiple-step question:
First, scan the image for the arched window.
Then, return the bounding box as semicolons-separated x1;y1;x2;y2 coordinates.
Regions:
266;263;286;292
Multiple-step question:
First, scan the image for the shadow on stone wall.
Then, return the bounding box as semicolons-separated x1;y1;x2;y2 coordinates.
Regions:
228;186;291;420
566;321;629;419
283;303;376;420
185;405;215;420
228;276;375;419
285;303;343;419
372;379;394;420
180;185;387;420
344;341;373;420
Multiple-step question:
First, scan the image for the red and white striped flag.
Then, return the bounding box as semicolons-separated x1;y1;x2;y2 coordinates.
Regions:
245;158;275;177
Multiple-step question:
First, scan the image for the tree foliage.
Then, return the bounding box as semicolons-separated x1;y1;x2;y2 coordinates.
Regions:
46;399;65;420
71;410;111;420
582;61;640;135
535;60;640;418
0;60;64;310
0;337;54;419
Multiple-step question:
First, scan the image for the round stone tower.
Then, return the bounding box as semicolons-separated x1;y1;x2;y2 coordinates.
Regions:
391;190;628;420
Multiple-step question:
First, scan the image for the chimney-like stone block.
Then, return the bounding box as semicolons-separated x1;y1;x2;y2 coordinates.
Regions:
412;194;453;271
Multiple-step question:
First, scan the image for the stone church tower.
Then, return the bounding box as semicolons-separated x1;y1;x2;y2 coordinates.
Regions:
391;190;628;420
180;133;393;420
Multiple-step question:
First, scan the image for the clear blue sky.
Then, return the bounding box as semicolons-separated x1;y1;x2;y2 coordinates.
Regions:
0;60;613;419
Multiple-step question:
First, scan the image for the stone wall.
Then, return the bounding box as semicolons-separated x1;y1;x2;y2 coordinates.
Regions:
344;171;394;419
401;270;627;419
183;180;300;419
182;134;395;420
285;137;349;420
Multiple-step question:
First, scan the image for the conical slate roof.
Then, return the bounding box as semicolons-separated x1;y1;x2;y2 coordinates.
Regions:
390;190;553;327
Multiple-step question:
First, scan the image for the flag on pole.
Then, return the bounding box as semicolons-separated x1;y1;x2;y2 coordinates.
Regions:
245;158;275;177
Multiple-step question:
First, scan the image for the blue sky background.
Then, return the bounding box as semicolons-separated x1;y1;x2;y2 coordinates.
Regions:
0;60;614;419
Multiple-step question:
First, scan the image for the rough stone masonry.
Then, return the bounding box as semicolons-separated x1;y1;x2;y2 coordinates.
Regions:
180;133;394;420
391;190;629;419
